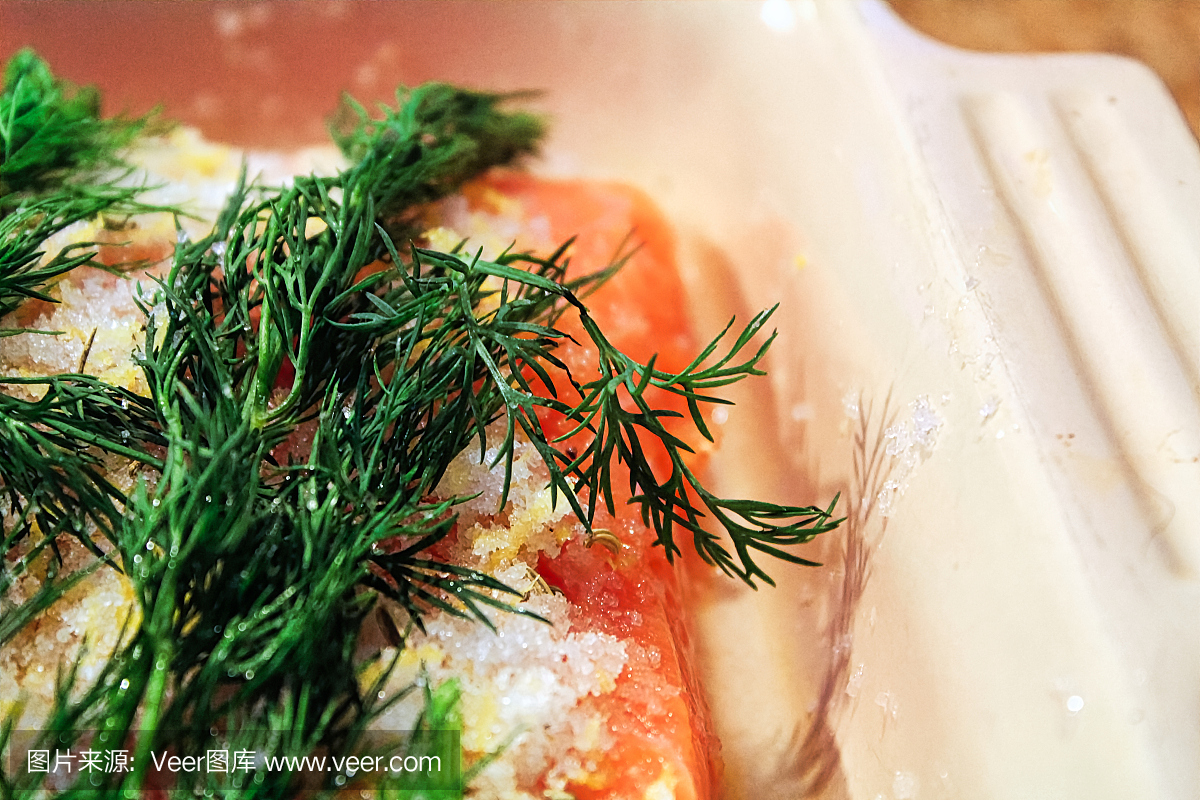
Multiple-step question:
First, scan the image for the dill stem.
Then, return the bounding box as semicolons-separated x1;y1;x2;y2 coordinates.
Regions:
250;293;284;428
127;572;176;793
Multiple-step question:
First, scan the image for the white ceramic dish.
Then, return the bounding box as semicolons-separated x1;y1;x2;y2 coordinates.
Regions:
2;2;1196;797
684;4;1200;798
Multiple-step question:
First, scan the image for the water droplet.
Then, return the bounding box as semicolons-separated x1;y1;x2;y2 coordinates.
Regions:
1066;695;1085;714
146;541;155;550
119;678;130;691
152;498;161;507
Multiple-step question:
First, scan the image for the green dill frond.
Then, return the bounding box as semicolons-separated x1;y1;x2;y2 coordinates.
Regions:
331;83;544;223
495;302;843;587
0;187;156;328
0;48;146;202
0;50;172;329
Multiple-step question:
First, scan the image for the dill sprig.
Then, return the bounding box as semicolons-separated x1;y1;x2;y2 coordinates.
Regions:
330;83;544;224
0;188;154;333
531;306;841;586
0;49;145;203
0;50;167;332
0;58;840;798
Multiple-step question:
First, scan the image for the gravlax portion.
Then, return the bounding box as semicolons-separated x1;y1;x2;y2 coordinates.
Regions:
372;174;720;799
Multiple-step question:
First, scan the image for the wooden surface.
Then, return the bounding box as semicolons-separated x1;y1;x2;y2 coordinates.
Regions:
889;0;1200;140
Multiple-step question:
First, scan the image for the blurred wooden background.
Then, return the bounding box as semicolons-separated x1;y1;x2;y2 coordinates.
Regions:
889;0;1200;141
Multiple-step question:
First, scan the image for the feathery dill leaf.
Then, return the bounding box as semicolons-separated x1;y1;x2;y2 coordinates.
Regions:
0;50;169;330
0;48;145;203
330;83;543;225
0;187;157;331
